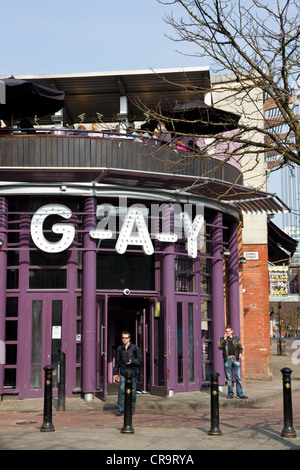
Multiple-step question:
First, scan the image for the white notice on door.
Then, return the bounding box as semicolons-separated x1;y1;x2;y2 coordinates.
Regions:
52;326;62;339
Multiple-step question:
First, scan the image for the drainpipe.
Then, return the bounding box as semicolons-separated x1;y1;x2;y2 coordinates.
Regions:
0;197;8;395
82;197;97;401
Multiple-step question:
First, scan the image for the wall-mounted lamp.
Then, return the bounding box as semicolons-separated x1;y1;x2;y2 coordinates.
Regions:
239;256;246;264
0;239;3;246
222;246;231;257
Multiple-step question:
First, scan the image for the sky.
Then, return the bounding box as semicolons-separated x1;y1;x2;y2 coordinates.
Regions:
0;0;202;76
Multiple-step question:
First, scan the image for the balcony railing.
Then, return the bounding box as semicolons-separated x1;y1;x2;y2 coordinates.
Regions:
0;128;242;185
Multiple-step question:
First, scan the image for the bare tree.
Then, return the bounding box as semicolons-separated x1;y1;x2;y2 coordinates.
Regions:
146;0;300;175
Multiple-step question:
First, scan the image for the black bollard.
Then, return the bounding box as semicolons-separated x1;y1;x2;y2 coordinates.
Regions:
208;371;222;436
121;372;134;434
40;365;55;432
57;349;66;412
281;367;297;438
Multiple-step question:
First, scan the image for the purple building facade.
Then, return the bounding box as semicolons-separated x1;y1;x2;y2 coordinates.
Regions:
0;69;286;402
0;186;240;400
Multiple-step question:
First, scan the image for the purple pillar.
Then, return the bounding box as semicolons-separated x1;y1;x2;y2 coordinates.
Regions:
160;204;176;394
82;197;97;401
0;197;8;394
228;221;240;334
211;212;225;384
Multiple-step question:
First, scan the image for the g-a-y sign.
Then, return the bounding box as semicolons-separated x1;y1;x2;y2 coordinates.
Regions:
30;202;205;258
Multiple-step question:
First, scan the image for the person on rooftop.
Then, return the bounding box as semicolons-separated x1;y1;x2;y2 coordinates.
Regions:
153;121;171;145
88;123;103;137
19;117;36;134
73;125;87;136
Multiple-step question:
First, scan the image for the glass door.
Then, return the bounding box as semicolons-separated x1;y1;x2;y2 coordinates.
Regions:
135;308;148;392
21;294;67;398
95;296;107;399
150;297;168;396
175;297;200;392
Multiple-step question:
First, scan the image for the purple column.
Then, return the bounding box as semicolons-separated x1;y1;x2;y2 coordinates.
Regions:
0;197;8;394
211;212;225;384
160;204;176;394
82;197;97;401
228;221;240;334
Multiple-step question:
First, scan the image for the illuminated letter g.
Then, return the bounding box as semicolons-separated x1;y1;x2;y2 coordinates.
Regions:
31;204;75;253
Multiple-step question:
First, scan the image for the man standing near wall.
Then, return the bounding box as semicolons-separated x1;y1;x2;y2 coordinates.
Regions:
218;326;248;399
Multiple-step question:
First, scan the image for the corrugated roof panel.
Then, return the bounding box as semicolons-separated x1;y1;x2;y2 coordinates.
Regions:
0;68;210;125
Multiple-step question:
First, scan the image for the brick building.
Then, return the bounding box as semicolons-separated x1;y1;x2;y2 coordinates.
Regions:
211;73;295;380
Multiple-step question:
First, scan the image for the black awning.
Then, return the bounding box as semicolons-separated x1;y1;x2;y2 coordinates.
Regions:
268;220;298;263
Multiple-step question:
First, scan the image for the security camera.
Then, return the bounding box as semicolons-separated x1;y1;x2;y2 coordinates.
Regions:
123;288;130;296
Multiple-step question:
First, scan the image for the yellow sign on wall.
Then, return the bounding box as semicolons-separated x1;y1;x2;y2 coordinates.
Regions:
269;266;289;296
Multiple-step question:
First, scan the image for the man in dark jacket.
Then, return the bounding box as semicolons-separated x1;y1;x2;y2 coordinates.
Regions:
113;331;143;415
218;326;248;399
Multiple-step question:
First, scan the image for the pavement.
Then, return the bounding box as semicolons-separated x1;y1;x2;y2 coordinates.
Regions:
1;343;300;452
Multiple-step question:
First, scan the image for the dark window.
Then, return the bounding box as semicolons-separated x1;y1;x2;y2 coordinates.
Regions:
30;251;68;266
29;269;67;289
4;369;16;389
7;269;19;289
96;241;155;290
6;297;18;317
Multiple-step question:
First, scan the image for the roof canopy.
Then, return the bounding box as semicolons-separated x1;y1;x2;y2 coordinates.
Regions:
268;220;298;263
0;68;211;126
0;166;290;216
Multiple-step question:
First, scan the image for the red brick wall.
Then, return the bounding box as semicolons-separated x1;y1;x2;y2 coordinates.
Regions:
241;244;271;379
